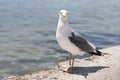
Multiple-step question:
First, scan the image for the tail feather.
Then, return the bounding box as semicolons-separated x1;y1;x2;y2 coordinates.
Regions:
89;50;102;56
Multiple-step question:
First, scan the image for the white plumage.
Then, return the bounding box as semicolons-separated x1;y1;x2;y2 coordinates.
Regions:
56;10;102;68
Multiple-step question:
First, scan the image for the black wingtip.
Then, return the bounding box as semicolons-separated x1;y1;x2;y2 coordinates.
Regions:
89;50;102;56
96;50;102;56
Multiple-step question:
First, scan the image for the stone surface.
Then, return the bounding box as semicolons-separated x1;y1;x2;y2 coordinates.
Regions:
4;46;120;80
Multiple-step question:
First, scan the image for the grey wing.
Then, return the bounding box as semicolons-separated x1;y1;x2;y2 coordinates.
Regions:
68;32;95;52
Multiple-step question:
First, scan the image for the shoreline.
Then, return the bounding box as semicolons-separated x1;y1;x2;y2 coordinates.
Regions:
4;46;120;80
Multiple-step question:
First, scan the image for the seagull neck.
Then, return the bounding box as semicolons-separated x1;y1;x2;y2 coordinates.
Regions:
58;19;69;27
57;18;71;33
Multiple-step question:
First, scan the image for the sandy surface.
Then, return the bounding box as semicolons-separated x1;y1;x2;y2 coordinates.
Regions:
4;46;120;80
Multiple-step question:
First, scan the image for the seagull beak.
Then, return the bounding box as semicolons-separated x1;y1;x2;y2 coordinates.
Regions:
62;13;67;18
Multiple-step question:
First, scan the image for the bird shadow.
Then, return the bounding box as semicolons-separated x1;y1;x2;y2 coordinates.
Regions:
67;66;109;78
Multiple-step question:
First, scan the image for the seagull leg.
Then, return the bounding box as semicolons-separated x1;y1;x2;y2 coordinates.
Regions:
71;55;74;68
69;54;72;65
67;54;74;72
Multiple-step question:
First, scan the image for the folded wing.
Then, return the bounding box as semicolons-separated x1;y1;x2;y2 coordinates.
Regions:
69;32;95;52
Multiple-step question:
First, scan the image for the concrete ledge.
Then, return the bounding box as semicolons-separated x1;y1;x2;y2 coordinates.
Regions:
4;46;120;80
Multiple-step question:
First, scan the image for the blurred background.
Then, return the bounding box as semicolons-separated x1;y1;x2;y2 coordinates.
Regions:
0;0;120;79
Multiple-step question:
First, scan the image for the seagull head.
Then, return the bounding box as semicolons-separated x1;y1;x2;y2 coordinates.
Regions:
59;10;68;21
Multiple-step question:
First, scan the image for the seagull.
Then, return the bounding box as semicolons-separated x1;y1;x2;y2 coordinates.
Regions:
56;10;102;68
